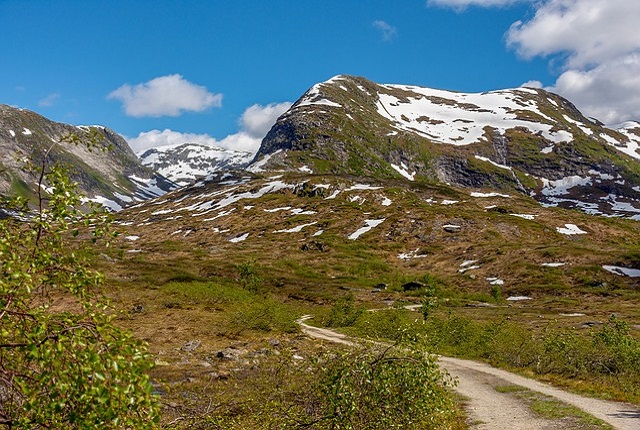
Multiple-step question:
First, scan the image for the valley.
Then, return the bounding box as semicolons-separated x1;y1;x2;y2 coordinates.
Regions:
2;75;640;428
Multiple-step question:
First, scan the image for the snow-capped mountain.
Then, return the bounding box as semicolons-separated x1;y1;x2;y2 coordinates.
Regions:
251;75;640;218
110;75;640;294
138;143;253;186
0;104;176;211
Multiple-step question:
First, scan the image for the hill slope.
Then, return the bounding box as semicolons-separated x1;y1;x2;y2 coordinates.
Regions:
0;104;176;211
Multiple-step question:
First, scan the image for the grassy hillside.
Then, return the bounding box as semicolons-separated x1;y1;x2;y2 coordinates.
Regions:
85;172;640;426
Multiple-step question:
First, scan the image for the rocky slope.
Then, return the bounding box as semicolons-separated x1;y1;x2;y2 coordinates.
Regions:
138;143;253;186
0;104;176;211
251;75;640;218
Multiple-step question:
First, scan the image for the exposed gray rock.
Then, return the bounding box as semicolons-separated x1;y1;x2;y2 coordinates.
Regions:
181;340;201;352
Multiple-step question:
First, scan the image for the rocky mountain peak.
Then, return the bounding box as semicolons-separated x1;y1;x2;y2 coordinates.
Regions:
248;75;640;218
138;142;253;186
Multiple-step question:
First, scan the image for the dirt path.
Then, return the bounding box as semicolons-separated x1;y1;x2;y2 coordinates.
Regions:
296;316;640;429
296;315;353;345
440;356;640;430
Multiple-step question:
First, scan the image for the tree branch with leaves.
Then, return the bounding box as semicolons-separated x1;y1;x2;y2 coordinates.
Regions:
0;133;158;429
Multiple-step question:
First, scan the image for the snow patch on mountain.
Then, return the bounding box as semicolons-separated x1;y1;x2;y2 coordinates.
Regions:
541;176;591;196
603;265;640;277
556;224;587;235
348;219;385;240
390;162;416;181
612;121;640;160
474;156;512;171
138;143;253;186
376;85;574;146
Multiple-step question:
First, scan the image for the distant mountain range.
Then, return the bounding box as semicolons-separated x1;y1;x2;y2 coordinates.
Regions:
138;143;253;186
2;75;639;220
3;75;640;293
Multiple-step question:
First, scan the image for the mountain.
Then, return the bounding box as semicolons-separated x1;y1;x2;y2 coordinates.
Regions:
0;104;176;211
138;143;253;186
252;75;640;218
109;76;640;296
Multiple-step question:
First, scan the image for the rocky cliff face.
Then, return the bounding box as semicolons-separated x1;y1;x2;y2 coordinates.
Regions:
251;75;640;218
0;104;175;211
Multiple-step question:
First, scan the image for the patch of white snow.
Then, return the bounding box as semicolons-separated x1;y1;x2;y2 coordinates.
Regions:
470;192;510;198
556;224;587;235
348;219;385;240
229;233;249;243
474;156;512;171
602;265;640;278
390;163;416;181
511;214;536;220
274;221;318;233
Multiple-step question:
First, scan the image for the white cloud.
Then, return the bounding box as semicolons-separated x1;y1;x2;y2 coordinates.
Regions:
240;102;292;138
128;102;292;153
548;54;640;124
507;0;640;68
505;1;640;124
427;0;524;10
107;74;222;117
372;20;397;41
520;80;543;89
38;92;60;107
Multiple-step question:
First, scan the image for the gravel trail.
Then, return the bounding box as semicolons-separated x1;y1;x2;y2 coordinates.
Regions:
297;316;640;429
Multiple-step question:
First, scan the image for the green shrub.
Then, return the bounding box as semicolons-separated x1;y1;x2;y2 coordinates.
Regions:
237;260;262;293
352;308;406;341
229;298;300;334
316;345;459;429
325;293;363;328
0;134;159;428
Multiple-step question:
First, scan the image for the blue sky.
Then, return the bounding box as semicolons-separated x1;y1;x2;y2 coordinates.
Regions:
2;0;639;153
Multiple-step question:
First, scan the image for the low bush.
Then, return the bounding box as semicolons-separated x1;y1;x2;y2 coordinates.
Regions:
168;343;464;429
229;298;300;334
324;293;363;328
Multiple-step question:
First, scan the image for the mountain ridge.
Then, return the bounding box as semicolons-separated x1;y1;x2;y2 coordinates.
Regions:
138;142;253;186
0;104;176;211
249;75;640;219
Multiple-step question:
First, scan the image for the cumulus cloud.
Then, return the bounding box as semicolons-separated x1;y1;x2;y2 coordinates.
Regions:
520;80;544;89
38;92;61;107
507;0;640;68
240;102;293;138
107;74;222;117
372;20;397;41
505;0;640;124
128;102;292;153
427;0;524;10
548;54;640;124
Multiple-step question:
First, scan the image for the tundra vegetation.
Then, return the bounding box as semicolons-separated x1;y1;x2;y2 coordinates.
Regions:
99;168;640;428
0;139;469;429
4;135;640;427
